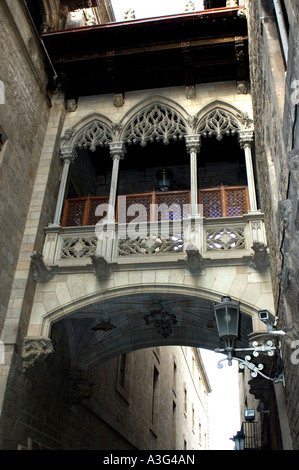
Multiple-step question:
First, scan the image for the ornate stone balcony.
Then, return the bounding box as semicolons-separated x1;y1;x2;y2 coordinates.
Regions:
40;190;268;281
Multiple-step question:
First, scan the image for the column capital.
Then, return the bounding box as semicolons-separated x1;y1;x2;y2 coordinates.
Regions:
108;141;126;160
238;130;254;148
60;146;78;163
185;135;201;153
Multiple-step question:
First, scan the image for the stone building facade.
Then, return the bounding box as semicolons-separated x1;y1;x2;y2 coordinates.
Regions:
0;0;298;451
0;0;212;451
234;0;299;450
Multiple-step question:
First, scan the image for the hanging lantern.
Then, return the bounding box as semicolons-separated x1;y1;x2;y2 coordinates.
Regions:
156;167;173;191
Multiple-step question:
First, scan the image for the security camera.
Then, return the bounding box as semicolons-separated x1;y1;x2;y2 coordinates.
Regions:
258;310;285;335
258;310;275;327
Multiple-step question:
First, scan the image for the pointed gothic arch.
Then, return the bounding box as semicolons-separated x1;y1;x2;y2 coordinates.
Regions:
34;282;259;369
195;100;253;141
61;113;116;151
120;96;190;147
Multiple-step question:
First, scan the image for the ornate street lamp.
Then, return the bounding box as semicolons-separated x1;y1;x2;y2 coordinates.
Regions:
213;297;285;384
231;425;246;451
156;167;173;191
214;296;239;365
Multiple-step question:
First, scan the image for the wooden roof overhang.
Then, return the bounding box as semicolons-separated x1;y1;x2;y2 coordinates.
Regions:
42;6;249;100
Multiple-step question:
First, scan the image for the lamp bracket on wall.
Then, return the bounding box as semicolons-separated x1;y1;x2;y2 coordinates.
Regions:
213;297;285;385
215;339;285;384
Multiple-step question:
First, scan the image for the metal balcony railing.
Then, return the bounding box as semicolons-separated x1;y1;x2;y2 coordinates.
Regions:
242;421;261;450
61;186;250;227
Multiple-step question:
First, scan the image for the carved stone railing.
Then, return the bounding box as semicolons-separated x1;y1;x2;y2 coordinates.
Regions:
41;212;268;276
203;215;268;265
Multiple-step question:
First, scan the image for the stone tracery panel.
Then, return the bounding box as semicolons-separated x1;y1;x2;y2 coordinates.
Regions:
206;226;245;250
61;101;253;153
197;108;241;141
74;120;114;151
61;236;97;259
118;234;184;256
121;103;188;147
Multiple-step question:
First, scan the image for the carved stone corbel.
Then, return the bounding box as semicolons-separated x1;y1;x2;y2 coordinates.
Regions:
68;369;94;405
31;251;58;283
185;245;205;275
249;242;269;271
60;127;76;147
113;94;124;107
91;255;113;280
186;86;196;100
22;337;55;372
66;98;78;112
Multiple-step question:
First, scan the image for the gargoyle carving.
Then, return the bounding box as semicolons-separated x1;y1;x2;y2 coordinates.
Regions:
22;337;55;372
31;251;58;283
185;245;205;275
249;242;269;271
91;255;113;280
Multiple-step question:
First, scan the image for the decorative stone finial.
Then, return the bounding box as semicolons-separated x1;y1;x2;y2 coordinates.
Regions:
226;0;238;6
124;8;135;20
185;1;195;12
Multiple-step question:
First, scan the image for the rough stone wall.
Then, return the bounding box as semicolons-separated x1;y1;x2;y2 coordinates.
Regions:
245;0;287;310
0;1;51;335
279;0;299;450
0;1;66;449
245;0;299;449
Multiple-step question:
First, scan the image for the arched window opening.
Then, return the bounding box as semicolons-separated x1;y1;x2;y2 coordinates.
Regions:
198;133;250;218
118;139;189;193
61;137;191;226
59;105;256;227
61;144;111;227
116;139;190;223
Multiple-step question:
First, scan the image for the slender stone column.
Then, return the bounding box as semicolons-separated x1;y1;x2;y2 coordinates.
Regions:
185;135;201;217
239;131;258;212
108;142;126;221
51;147;77;226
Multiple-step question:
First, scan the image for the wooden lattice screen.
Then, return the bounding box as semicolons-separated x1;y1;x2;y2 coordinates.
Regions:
198;186;249;218
117;193;152;223
61;186;249;226
61;196;109;227
155;191;190;221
